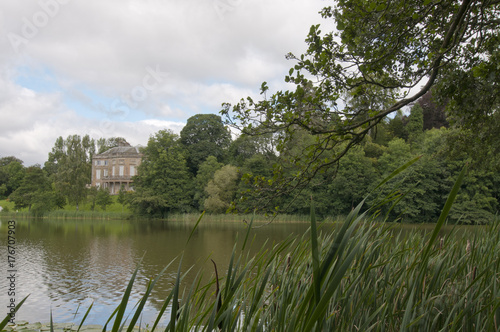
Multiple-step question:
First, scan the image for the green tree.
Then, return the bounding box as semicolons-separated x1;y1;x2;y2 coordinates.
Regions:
130;130;192;217
180;114;231;174
117;185;128;212
204;165;239;214
0;157;25;198
228;133;276;167
387;111;409;141
87;187;98;211
9;165;61;215
377;138;412;176
96;187;113;211
328;146;378;215
45;135;96;210
363;138;387;159
443;112;500;170
374;129;454;222
407;104;424;149
235;154;278;213
222;0;499;207
194;156;223;210
434;32;500;159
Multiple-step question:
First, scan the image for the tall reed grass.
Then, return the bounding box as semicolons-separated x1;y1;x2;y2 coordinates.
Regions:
2;165;499;331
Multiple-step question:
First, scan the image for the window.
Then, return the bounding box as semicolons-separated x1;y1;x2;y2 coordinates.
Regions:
104;160;108;166
119;165;124;176
95;160;100;166
103;169;108;177
112;167;115;176
96;169;101;180
130;166;135;177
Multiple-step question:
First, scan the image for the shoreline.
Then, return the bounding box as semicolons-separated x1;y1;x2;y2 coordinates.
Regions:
4;321;146;332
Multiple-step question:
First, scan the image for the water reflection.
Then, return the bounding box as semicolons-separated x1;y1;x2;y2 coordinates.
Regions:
0;219;310;325
0;218;478;325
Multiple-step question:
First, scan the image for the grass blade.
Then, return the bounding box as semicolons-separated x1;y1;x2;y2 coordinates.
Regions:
241;211;255;251
167;256;183;332
372;155;422;192
310;199;321;306
77;302;94;332
422;165;467;264
126;260;175;332
50;310;54;332
186;211;205;245
112;261;143;332
0;295;29;331
103;306;119;332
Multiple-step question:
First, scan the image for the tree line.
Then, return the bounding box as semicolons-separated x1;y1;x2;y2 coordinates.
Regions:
1;102;497;223
3;0;498;223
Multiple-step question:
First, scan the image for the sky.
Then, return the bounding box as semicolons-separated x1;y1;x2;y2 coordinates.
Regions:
0;0;330;166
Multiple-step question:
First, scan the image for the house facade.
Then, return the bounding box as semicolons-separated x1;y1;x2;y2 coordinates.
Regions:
91;141;143;194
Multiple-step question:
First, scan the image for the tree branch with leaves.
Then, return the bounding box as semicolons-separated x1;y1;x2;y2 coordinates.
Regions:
222;0;499;213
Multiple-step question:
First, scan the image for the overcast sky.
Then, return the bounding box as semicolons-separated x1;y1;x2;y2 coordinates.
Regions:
0;0;330;166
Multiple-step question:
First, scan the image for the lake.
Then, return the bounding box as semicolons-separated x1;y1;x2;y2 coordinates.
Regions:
0;217;316;326
0;217;474;326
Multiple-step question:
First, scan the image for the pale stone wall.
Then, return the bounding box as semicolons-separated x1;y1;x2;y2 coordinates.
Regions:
91;144;142;194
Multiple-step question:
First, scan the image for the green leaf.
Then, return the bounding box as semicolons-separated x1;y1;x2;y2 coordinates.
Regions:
186;211;205;245
0;295;29;331
421;165;467;264
111;260;143;332
77;302;94;332
310;200;321;306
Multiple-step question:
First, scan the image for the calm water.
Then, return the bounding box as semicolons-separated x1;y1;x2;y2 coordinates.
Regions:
0;218;314;326
0;218;475;326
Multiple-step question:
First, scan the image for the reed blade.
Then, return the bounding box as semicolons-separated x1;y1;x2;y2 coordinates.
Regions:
112;260;142;332
127;259;175;332
0;295;28;331
310;200;321;306
186;211;205;245
77;302;94;332
422;165;467;264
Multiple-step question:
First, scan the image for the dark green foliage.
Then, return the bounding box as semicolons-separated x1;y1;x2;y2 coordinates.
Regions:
193;156;223;210
87;187;98;211
204;165;240;213
407;104;424;149
96;187;113;211
45;135;96;211
327;146;378;215
387;111;409;140
222;0;500;211
450;168;500;224
363;140;387;159
116;185;128;212
235;154;276;213
130;130;193;217
9;165;61;216
0;157;25;199
180;114;231;174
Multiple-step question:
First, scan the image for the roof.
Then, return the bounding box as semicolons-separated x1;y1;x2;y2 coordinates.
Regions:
94;145;143;158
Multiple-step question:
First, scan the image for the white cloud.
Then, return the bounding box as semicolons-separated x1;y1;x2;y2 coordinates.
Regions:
0;0;327;166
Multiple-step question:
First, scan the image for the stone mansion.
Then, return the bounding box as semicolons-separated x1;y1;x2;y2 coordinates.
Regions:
91;141;143;194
